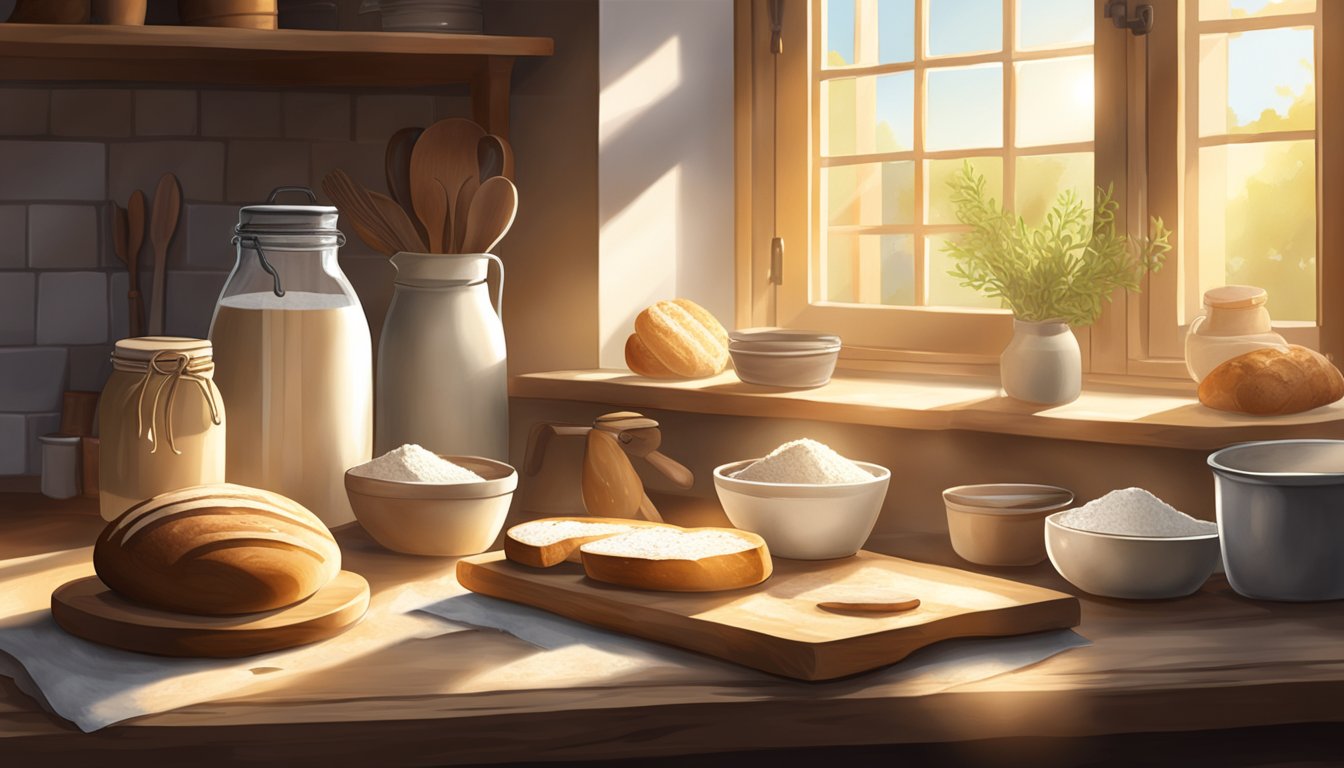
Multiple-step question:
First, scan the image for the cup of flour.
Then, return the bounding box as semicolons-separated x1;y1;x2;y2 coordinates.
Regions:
712;439;890;560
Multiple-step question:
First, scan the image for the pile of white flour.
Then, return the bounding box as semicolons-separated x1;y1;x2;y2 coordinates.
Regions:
1054;488;1216;537
733;438;872;484
349;444;484;484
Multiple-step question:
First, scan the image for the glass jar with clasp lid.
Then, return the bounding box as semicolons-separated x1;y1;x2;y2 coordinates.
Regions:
1185;285;1288;383
99;337;226;521
208;186;372;528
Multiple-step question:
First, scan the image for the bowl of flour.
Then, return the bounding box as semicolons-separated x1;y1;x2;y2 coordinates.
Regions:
345;444;518;556
712;439;890;560
1044;488;1219;600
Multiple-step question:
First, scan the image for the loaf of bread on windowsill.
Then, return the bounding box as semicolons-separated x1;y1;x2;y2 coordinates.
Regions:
625;298;730;379
1197;345;1344;416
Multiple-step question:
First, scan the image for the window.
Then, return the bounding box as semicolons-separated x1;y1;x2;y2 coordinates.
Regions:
739;0;1344;374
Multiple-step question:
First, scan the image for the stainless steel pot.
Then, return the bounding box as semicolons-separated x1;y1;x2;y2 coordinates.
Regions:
1208;439;1344;601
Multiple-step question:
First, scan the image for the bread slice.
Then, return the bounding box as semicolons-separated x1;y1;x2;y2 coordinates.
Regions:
504;517;672;568
579;527;772;592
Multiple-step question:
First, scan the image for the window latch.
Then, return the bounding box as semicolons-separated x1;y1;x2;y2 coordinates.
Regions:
769;237;784;286
768;0;783;54
1104;0;1154;36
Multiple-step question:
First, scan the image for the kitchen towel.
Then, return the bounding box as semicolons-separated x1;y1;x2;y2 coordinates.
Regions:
410;588;1091;695
0;546;470;732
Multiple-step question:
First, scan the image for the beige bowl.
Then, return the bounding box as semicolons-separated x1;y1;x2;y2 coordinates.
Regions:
345;455;517;557
943;484;1074;566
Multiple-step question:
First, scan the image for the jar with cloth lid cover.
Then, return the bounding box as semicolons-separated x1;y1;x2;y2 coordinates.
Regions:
98;337;226;521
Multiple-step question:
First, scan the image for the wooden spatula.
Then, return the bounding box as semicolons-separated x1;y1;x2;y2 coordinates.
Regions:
147;174;180;336
321;171;399;256
460;176;518;255
368;190;427;254
126;190;146;338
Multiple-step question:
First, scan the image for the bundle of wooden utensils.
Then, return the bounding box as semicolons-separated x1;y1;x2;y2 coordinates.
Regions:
111;173;182;338
322;117;518;257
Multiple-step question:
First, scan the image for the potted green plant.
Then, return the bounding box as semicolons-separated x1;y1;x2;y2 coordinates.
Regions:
944;162;1172;404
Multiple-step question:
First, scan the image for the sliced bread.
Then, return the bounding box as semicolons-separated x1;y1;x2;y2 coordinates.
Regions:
579;527;772;592
504;517;672;568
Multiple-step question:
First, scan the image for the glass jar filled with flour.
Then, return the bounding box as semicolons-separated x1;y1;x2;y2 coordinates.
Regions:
208;187;372;527
99;337;226;521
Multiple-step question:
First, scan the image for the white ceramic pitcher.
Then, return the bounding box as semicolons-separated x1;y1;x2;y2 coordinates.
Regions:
377;251;508;461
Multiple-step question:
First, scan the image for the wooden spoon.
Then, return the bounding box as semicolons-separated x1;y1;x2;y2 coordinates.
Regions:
384;127;426;243
147;173;181;336
459;176;518;255
368;190;427;254
410;118;485;253
126;190;146;338
477;134;514;181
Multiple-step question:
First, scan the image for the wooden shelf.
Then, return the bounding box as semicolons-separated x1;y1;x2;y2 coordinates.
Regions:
511;369;1344;451
0;23;554;135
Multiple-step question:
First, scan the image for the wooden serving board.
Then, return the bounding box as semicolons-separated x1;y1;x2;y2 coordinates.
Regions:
51;571;370;658
458;551;1079;681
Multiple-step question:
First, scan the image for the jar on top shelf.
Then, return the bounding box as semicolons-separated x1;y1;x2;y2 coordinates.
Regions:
1184;286;1288;383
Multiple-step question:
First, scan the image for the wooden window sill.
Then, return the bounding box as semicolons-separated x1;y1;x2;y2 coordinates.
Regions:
510;368;1344;450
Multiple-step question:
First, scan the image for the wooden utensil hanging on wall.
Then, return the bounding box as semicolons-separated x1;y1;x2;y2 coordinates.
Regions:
147;173;181;336
126;190;146;338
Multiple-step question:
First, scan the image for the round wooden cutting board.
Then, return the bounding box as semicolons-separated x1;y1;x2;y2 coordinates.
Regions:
51;571;370;658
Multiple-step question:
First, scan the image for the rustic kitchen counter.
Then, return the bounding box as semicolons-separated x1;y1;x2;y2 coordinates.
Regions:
1;494;1342;766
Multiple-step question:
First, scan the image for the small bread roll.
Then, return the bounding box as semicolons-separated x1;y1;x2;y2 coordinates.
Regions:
93;483;342;616
628;299;729;378
624;333;678;378
1198;345;1344;415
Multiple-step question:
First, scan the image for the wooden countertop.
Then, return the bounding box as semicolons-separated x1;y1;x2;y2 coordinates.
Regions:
2;494;1342;765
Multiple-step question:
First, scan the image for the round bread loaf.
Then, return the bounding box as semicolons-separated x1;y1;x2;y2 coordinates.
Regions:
93;483;342;616
628;299;729;378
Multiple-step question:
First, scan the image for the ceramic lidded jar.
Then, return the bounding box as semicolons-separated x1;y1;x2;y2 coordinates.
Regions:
1184;285;1287;383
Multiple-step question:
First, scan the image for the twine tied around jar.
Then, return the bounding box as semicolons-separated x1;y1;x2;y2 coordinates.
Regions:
127;351;223;455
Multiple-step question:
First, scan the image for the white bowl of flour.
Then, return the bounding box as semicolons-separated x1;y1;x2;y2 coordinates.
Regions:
1045;488;1219;600
713;439;890;560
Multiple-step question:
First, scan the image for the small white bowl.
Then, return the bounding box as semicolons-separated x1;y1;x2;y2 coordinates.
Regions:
712;458;890;560
1044;512;1219;599
729;328;841;388
345;455;517;557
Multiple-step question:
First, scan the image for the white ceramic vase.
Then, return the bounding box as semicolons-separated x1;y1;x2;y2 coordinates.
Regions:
1000;319;1081;405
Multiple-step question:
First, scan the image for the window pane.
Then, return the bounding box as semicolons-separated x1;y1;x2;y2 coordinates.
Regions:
824;233;915;305
878;0;915;64
1198;141;1316;322
824;0;856;67
926;64;1003;151
822;72;914;156
1199;27;1314;136
824;0;914;67
1198;0;1314;21
1015;152;1094;228
824;162;915;226
1016;55;1094;147
925;157;1004;225
927;0;1002;57
1017;0;1093;51
927;234;1005;309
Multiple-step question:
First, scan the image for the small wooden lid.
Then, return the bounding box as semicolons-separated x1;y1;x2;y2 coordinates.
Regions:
1204;285;1267;309
113;336;213;362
